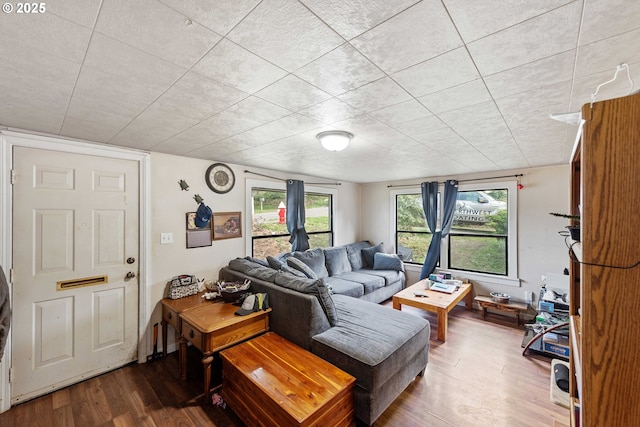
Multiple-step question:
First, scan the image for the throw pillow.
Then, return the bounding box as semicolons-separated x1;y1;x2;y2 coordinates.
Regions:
345;241;371;270
316;280;339;326
324;246;352;276
286;257;318;279
245;256;269;267
266;256;285;270
280;263;307;278
361;242;385;268
293;248;329;278
373;252;405;272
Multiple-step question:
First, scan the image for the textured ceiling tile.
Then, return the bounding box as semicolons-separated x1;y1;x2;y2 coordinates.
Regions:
439;101;511;142
392;47;479;97
418;79;492;114
337;77;412;112
240;113;324;142
467;1;582;75
569;62;640;111
61;103;133;143
193;38;287;93
443;0;573;42
394;116;448;138
574;29;640;78
579;0;640;46
95;0;221;68
294;43;384;96
160;0;261;35
300;0;419;40
226;0;343;71
224;96;292;124
163;71;249;119
412;128;461;145
484;51;575;99
369;100;433;126
255;75;332;111
84;33;186;91
0;10;91;63
47;0;102;28
298;98;362;124
351;0;462;74
331;114;406;144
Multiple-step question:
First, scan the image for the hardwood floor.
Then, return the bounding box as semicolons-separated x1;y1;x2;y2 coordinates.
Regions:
0;306;569;427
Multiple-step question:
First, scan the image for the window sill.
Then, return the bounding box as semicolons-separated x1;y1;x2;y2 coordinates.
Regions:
404;264;521;287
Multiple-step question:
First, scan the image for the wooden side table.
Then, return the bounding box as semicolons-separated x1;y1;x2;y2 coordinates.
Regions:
160;293;212;375
474;295;529;325
179;302;271;404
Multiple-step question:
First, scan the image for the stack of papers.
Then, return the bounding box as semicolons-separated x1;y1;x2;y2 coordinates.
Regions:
430;283;458;294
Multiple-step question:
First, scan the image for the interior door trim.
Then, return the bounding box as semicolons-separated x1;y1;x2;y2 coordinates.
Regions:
0;129;152;413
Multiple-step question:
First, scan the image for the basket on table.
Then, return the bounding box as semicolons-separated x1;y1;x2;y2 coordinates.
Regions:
217;280;251;303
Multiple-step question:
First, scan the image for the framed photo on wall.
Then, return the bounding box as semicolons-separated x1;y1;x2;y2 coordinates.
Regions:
212;212;242;240
186;212;212;248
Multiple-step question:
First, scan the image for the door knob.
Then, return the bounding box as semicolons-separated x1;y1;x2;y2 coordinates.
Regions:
127;257;135;264
125;271;136;279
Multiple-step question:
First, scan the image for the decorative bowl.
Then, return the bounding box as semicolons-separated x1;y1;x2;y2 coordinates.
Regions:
217;281;251;303
490;292;511;303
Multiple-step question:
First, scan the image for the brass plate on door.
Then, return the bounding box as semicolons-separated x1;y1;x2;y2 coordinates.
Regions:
57;275;108;291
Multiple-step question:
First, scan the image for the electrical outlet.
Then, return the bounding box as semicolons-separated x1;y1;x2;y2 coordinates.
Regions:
160;232;173;244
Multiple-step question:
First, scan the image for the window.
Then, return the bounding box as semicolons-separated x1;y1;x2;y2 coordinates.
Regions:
392;181;517;283
250;186;333;258
395;193;434;264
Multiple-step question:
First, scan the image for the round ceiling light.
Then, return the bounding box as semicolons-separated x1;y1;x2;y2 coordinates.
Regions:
316;131;353;152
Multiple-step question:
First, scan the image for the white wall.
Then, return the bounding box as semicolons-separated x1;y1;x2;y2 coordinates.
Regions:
359;165;571;304
149;152;361;351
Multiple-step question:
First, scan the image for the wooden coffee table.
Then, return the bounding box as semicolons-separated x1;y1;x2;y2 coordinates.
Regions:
179;301;271;404
393;279;473;342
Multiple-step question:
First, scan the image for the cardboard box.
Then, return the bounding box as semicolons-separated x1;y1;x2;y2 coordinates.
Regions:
543;341;570;358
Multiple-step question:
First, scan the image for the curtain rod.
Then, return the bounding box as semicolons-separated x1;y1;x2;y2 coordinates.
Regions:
387;174;523;188
244;170;341;186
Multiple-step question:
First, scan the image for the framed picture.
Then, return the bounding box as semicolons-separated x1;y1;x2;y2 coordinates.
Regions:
186;212;212;248
212;211;242;240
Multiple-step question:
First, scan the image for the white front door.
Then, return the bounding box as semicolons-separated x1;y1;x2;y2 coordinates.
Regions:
11;147;139;403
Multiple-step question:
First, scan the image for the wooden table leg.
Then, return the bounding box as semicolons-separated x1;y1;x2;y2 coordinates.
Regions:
161;319;168;359
202;354;214;405
437;307;448;342
179;337;187;380
392;297;400;310
464;289;473;310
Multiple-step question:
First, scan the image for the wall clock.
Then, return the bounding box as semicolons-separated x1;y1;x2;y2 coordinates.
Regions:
205;163;235;194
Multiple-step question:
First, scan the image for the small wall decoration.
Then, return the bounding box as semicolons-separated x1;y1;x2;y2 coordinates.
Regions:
186;212;212;248
212;212;242;240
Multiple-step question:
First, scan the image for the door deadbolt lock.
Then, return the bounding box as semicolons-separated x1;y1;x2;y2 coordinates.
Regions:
126;257;135;264
125;271;136;279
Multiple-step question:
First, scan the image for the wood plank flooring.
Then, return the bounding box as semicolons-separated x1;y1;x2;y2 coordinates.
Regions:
0;306;569;427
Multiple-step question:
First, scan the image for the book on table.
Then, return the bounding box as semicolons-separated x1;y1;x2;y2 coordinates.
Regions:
430;283;457;294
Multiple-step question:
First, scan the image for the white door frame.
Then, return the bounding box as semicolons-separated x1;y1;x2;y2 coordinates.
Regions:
0;129;152;413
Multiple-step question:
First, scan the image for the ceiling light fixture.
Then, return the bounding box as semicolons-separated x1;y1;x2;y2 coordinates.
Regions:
316;131;353;152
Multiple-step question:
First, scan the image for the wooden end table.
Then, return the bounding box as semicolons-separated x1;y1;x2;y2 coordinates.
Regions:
393;279;473;342
474;295;529;325
179;302;271;404
220;332;355;427
160;293;213;375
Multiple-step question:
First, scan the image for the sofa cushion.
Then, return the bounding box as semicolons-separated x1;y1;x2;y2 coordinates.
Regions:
229;257;265;274
247;266;278;283
312;295;430;392
345;241;370;271
373;253;405;272
274;273;338;326
324;246;352;276
358;268;403;286
286;257;318;279
246;256;269;267
293;248;329;279
361;242;385;268
333;272;385;294
266;256;285;270
281;264;308;278
324;277;365;298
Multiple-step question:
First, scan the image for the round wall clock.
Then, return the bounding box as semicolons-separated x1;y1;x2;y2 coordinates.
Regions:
205;163;235;194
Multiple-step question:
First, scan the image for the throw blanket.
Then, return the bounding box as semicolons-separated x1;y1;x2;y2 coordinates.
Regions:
0;265;9;359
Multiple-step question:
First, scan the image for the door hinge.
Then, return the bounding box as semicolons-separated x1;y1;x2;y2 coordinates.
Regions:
9;368;13;383
10;169;16;184
9;268;14;283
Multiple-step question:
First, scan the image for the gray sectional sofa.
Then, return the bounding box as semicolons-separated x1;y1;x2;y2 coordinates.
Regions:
219;242;430;426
